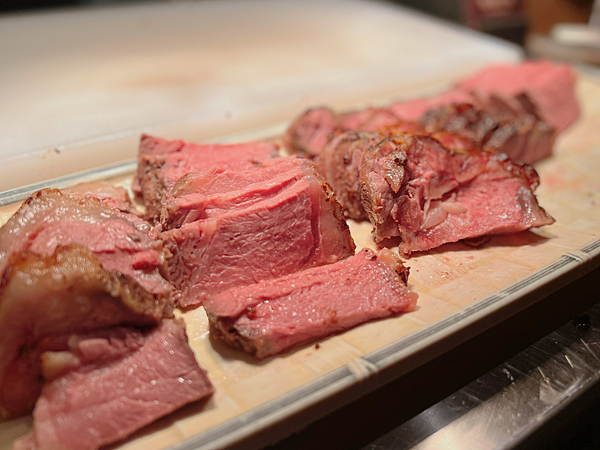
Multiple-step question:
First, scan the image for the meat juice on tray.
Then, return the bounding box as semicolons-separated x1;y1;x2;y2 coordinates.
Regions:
0;60;579;450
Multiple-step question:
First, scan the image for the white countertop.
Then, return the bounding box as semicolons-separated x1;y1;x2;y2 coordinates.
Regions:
0;0;521;190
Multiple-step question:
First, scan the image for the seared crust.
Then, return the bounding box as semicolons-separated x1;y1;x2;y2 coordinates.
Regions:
0;245;174;418
316;130;384;220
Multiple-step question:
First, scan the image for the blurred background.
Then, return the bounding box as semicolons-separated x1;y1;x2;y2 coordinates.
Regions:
1;0;597;59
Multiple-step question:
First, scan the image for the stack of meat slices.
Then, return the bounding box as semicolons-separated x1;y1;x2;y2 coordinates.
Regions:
285;60;579;165
134;134;281;220
131;134;418;359
155;155;356;308
0;188;213;450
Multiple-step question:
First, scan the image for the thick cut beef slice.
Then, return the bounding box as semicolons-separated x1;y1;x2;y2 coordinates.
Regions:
206;248;417;359
0;189;173;298
162;163;355;308
134;134;279;219
315;130;385;220
161;158;305;229
457;60;579;133
359;134;555;255
0;245;174;418
13;319;213;450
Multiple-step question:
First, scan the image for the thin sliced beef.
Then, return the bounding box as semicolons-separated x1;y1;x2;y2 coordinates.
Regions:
206;248;417;359
0;245;174;418
315;130;385;220
13;319;213;450
359;134;555;254
162;162;355;309
283;107;412;158
134;134;280;220
161;158;305;229
418;103;556;164
457;60;579;134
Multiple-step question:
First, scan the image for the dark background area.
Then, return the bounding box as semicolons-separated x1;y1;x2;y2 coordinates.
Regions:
0;0;594;47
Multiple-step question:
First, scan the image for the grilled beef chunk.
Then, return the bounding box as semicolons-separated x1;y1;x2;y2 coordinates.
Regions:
0;245;174;418
13;319;213;450
162;160;355;309
457;60;579;134
284;61;577;162
359;134;555;254
206;248;417;359
134;134;280;220
315;131;385;220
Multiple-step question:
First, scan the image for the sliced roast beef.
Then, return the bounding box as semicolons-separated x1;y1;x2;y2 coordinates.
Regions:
0;189;173;298
0;189;176;418
13;319;213;450
359;134;555;254
283;107;415;158
162;162;355;309
160;158;305;229
0;245;174;418
284;61;577;163
282;107;338;158
206;248;417;359
134;134;280;220
457;60;579;133
66;182;141;216
418;103;556;164
315;130;384;220
388;88;475;122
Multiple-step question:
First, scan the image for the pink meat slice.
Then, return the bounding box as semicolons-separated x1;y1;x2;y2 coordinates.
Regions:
206;248;417;359
162;170;355;308
161;158;306;229
388;88;475;122
359;134;555;254
13;319;213;450
0;189;173;298
134;134;280;219
457;60;579;133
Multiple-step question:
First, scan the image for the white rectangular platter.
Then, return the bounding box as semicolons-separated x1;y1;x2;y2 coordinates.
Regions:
1;74;600;450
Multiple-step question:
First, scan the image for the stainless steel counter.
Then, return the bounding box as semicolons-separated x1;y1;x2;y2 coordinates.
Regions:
365;301;600;450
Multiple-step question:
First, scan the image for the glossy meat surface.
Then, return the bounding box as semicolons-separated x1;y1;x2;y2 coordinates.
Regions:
13;319;213;450
134;134;280;219
206;248;417;359
0;245;173;418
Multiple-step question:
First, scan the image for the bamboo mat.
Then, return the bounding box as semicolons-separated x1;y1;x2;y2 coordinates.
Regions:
1;76;600;450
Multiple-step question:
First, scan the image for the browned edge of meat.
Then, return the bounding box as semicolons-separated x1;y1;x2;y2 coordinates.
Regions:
359;133;554;254
0;244;174;419
206;248;415;359
315;130;386;220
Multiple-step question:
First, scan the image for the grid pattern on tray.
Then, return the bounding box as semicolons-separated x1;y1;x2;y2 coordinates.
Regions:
1;77;600;450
